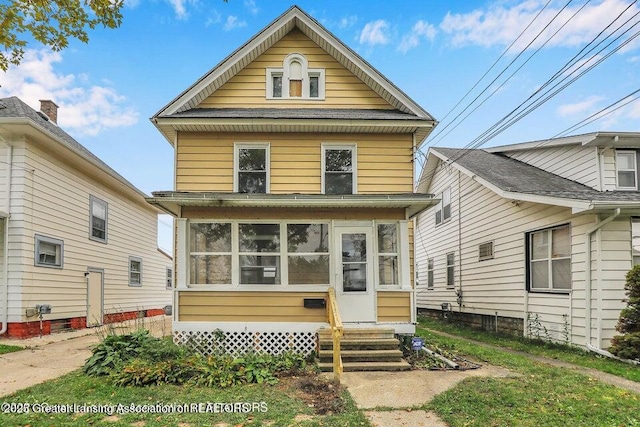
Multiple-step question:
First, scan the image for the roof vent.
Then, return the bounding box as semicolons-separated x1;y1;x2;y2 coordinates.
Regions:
39;99;59;124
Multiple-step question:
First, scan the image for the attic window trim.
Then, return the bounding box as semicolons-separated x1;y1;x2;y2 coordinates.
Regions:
266;53;325;100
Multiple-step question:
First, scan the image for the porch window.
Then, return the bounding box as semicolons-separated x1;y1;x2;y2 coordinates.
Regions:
189;222;232;285
239;223;280;285
235;144;269;193
377;224;398;285
287;224;330;285
527;224;571;291
323;145;356;194
616;150;637;190
89;196;108;243
35;234;63;268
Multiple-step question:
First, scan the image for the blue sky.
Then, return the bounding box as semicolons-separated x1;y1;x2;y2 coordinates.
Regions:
1;0;640;251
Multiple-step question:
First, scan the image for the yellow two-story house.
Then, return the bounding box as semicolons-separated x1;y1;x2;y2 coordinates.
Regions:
148;6;436;356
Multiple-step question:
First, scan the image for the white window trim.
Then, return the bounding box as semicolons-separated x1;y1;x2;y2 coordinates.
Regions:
233;143;270;193
527;224;571;292
478;241;494;261
446;252;455;289
321;143;357;195
89;195;108;243
128;256;143;287
266;53;325;100
435;187;451;225
34;234;63;269
615;149;638;190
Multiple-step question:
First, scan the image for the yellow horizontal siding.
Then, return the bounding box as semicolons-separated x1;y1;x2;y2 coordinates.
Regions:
377;292;411;322
178;291;327;322
199;28;393;109
176;132;413;193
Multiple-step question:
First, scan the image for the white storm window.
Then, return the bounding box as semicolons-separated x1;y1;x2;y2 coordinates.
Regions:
377;224;398;285
90;196;108;243
235;144;269;193
35;235;63;268
266;53;325;100
528;224;571;291
435;188;451;225
129;256;142;286
323;145;356;194
616;150;637;190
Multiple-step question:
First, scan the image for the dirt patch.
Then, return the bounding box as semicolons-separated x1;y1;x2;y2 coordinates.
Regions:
278;371;344;415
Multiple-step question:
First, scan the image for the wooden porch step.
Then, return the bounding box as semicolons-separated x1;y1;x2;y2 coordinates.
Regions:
318;361;411;372
319;338;401;351
318;327;396;340
318;349;404;363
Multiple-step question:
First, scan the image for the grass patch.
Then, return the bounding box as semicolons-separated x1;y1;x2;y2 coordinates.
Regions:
419;316;640;382
415;325;640;427
0;343;22;355
0;370;371;427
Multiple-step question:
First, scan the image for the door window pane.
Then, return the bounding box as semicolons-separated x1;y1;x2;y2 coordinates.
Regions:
343;264;367;292
342;233;366;262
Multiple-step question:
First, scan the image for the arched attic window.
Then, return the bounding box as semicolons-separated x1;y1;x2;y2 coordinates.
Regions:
266;53;325;100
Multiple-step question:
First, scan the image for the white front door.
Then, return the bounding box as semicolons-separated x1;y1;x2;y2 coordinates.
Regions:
334;226;376;323
87;269;104;327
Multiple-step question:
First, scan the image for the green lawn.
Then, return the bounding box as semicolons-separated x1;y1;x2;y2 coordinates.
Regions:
415;322;640;427
0;343;22;355
418;316;640;382
0;371;370;427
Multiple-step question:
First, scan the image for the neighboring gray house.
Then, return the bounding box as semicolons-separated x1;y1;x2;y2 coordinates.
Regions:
415;132;640;353
0;96;172;338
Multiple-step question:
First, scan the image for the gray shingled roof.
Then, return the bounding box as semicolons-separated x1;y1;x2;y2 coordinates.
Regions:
435;147;640;202
0;96;147;198
165;108;427;121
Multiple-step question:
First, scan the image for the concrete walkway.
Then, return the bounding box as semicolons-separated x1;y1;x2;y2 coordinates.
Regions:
0;315;171;397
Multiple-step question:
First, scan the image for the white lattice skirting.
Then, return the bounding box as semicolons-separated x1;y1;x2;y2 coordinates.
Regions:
173;328;317;356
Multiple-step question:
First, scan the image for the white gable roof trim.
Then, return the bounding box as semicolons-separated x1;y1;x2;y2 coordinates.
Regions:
153;6;434;121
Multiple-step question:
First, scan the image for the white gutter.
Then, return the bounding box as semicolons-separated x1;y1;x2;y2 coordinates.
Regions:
584;208;620;352
0;141;12;335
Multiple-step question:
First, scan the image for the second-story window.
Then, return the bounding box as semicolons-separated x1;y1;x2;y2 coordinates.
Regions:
235;144;269;193
435;188;451;225
90;196;108;243
323;145;356;194
616;150;638;190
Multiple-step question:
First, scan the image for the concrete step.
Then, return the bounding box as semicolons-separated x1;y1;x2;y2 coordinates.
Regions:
319;338;401;351
318;361;411;372
318;327;396;340
318;349;404;363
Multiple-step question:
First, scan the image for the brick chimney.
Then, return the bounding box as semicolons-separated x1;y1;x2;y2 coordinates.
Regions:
39;100;59;124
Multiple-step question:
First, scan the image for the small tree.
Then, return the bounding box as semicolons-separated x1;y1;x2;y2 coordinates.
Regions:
609;265;640;360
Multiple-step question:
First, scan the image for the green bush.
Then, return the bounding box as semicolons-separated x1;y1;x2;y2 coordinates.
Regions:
609;265;640;360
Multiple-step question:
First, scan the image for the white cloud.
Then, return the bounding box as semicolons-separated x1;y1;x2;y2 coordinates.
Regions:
339;15;358;29
244;0;259;15
224;15;247;31
205;10;222;27
557;95;604;116
0;49;138;137
440;0;640;52
359;20;390;46
166;0;199;20
398;20;437;53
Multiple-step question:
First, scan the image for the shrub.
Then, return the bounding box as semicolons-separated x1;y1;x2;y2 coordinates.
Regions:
609;265;640;360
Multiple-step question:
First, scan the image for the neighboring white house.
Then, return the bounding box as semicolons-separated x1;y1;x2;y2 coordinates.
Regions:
415;132;640;352
0;96;172;338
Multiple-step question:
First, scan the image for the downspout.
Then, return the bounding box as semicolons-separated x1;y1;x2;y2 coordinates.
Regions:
0;141;13;335
584;208;620;356
457;170;463;310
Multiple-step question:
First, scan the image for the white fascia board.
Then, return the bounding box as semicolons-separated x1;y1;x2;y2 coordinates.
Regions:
485;133;598;153
154;117;433;129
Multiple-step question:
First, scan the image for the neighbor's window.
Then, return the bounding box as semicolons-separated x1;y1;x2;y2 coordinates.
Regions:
129;256;142;286
616;150;638;190
479;241;494;261
632;218;640;266
323;145;355;194
528;224;571;291
378;224;398;285
35;235;63;268
435;188;451;225
287;223;330;285
239;223;280;285
90;196;108;243
446;252;455;289
236;144;269;193
166;267;173;290
427;258;434;289
189;222;232;285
